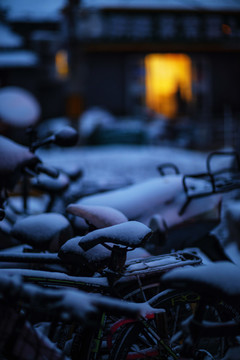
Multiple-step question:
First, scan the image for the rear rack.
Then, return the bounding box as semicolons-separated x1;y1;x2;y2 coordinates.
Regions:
179;151;240;215
157;151;240;216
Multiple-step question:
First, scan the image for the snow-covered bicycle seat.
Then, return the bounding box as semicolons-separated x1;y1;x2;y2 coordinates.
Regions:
77;221;152;251
58;237;112;275
0;135;39;190
11;213;73;252
66;203;128;229
59;221;152;273
31;172;69;194
162;261;240;306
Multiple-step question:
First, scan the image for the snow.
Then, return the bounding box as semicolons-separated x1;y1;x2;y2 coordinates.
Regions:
0;51;38;68
0;131;240;360
38;143;240;264
59;237;112;267
0;87;40;126
162;261;240;300
0;271;153;329
0;268;110;286
0;136;34;172
2;0;65;21
78;176;184;221
0;23;22;48
126;255;181;272
79;107;116;138
2;135;240;328
66;204;128;228
31;172;69;192
11;213;73;251
78;221;152;249
0;135;38;189
38;145;232;183
3;0;240;23
0;270;156;322
126;247;151;260
77;175;222;228
80;0;240;11
39;286;156;322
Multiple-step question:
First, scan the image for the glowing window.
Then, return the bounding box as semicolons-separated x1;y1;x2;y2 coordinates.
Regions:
55;50;69;79
145;54;192;118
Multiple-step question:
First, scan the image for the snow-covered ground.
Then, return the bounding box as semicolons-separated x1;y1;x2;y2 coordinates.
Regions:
38;144;240;266
38;144;231;183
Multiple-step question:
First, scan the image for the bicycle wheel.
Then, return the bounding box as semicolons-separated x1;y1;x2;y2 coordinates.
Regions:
122;281;163;302
109;321;163;360
187;302;240;360
110;289;199;360
110;290;235;360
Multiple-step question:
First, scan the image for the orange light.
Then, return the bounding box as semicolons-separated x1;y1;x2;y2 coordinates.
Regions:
55;50;69;78
222;24;232;35
145;54;192;118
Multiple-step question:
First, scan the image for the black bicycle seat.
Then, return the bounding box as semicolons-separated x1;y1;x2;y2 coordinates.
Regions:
162;261;240;306
11;213;73;252
0;135;39;190
77;221;152;251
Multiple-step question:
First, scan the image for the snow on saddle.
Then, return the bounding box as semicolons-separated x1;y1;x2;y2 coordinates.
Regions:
11;213;73;252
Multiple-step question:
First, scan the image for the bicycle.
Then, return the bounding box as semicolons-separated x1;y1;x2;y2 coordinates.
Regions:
0;221;202;359
73;151;240;253
0;128;80;249
0;271;156;360
161;261;240;359
109;261;240;359
0;137;238;358
0;171;230;359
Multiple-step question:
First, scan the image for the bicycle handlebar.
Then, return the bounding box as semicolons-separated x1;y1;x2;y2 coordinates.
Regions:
0;273;155;326
30;126;78;152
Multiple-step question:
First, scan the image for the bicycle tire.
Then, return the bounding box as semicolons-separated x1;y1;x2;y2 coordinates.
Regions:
187;302;239;359
109;290;235;360
109;289;198;360
109;321;161;360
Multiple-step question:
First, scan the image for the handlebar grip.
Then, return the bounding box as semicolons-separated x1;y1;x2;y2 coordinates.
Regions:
36;163;59;178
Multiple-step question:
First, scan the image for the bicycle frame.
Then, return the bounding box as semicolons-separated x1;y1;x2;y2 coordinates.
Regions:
0;250;202;297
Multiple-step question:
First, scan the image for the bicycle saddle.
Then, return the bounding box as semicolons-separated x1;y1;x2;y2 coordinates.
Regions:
11;213;73;252
77;221;152;251
67;204;128;229
31;172;69;194
0;135;39;190
161;261;240;305
58;237;112;275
